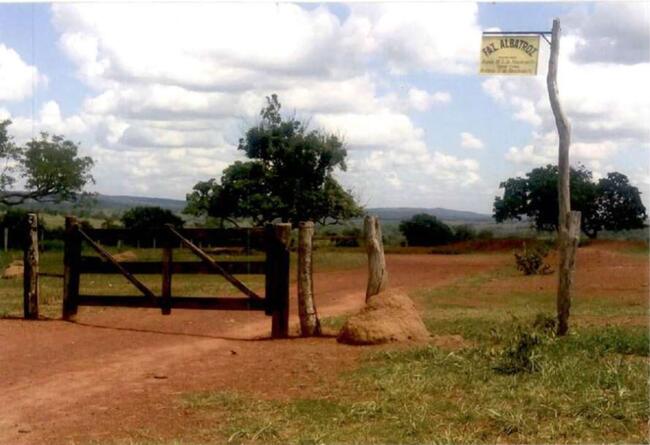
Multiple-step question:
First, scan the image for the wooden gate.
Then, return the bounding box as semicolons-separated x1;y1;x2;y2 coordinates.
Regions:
62;216;291;338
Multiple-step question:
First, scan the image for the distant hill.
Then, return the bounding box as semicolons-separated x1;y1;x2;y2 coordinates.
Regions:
94;195;186;213
7;194;492;223
7;194;186;214
367;207;492;223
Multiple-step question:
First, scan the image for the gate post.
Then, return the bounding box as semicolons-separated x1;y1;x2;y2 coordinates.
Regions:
161;232;173;315
23;213;39;319
63;216;81;320
297;221;320;336
265;223;291;338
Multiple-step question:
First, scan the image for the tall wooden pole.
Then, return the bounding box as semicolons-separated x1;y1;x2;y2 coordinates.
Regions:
364;215;387;301
548;18;581;336
297;221;321;336
23;213;39;319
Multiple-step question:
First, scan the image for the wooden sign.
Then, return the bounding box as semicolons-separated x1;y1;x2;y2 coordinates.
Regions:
480;35;540;75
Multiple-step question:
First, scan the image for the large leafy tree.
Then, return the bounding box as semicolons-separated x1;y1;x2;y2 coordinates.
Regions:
1;120;95;206
494;164;646;238
185;95;363;226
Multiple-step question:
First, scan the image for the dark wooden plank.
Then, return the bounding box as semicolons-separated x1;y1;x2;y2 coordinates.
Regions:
79;258;266;275
62;216;81;320
266;223;291;338
39;272;64;278
161;244;172;315
76;295;266;311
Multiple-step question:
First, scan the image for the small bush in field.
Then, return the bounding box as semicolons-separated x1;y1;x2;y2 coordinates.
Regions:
492;314;556;375
514;243;553;275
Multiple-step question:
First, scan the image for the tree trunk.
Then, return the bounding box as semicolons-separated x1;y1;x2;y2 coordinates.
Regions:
364;215;387;301
297;221;321;336
23;213;39;319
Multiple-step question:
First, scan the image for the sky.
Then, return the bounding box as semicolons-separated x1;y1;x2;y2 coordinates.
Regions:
0;1;648;214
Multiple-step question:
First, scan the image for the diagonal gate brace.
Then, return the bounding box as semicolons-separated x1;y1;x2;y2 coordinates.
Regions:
77;229;158;305
165;225;263;301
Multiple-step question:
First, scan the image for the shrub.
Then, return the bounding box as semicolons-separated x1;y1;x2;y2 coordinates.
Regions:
514;243;553;275
0;209;30;249
399;214;454;246
477;229;494;240
492;314;556;375
453;224;476;242
336;227;361;247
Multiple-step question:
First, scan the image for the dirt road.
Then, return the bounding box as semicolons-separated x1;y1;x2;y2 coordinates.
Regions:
0;253;503;444
2;244;647;444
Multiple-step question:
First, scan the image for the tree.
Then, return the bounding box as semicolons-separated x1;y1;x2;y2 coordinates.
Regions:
0;120;95;206
185;95;363;226
121;206;184;232
596;172;647;232
494;165;646;238
399;213;454;246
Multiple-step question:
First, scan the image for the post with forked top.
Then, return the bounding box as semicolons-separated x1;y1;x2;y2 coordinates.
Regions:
482;19;580;335
548;18;581;336
62;216;81;321
265;223;291;338
23;213;39;319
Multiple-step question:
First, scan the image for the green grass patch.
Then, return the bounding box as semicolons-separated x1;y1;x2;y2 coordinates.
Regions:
175;322;649;444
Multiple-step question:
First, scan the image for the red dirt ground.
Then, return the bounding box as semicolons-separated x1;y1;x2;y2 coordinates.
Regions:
0;244;647;444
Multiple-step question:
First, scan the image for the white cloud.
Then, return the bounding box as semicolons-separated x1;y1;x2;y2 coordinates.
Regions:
349;3;481;74
460;132;484;149
505;145;554;166
407;88;451;112
2;3;485;204
567;2;650;65
0;44;46;102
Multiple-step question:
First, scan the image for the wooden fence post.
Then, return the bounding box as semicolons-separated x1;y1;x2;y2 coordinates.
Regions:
63;216;81;321
297;221;321;336
161;235;173;315
364;215;387;301
3;227;8;252
23;213;39;319
557;211;581;335
265;223;291;338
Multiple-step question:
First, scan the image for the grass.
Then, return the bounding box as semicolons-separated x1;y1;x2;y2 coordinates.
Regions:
170;322;648;444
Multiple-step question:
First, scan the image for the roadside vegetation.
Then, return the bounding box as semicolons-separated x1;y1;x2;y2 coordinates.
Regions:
71;244;647;445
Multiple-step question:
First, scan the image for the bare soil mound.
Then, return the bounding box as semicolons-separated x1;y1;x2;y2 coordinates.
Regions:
2;260;23;279
112;251;138;262
337;290;431;345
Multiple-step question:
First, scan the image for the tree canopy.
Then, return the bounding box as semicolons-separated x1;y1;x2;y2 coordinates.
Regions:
399;213;455;246
0;120;95;207
185;95;363;226
494;165;646;238
121;206;184;232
